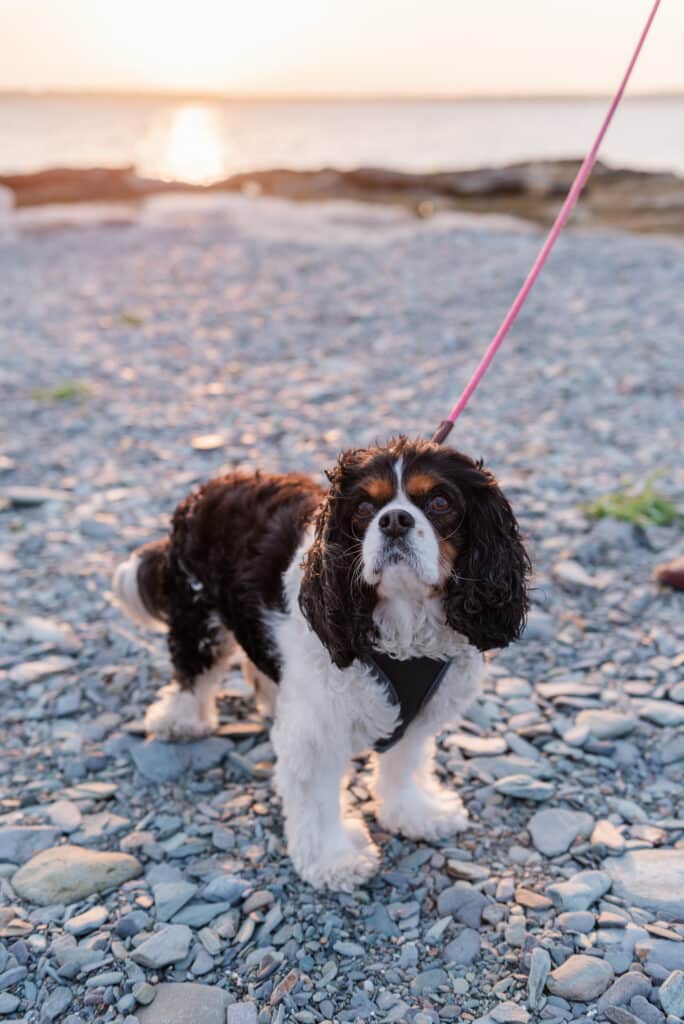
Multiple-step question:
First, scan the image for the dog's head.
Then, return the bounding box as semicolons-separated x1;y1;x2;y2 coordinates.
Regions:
299;436;530;667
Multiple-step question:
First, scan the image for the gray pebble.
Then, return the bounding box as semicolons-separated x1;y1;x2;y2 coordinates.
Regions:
133;982;157;1006
410;968;448;994
527;808;593;857
630;994;665;1023
0;993;20;1015
444;928;481;965
153;880;198;922
556;911;595;934
64;904;108;937
603;1009;642;1024
115;911;151;938
41;986;73;1021
576;709;638;740
660;972;684;1017
597;971;651;1011
528;946;551;1011
130;925;193;968
494;774;555;802
547;870;611;912
0;826;61;864
591;819;626;856
202;875;249;904
437;882;488;927
547;954;614;1001
137;983;228;1024
332;940;365;958
227;1003;259;1024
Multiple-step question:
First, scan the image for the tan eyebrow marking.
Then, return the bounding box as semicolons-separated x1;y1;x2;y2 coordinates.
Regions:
361;476;395;504
405;471;442;498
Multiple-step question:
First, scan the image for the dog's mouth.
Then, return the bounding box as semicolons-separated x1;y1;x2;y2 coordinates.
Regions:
384;542;411;565
373;538;420;575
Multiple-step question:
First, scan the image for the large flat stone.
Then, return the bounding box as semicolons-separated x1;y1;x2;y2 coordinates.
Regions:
138;982;228;1023
12;844;141;906
603;850;684;922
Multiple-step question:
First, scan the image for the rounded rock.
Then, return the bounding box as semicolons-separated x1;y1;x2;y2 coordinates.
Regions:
527;807;594;857
547;954;614;1001
597;971;651;1012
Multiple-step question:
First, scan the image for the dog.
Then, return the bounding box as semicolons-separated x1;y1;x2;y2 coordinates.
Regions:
113;436;530;890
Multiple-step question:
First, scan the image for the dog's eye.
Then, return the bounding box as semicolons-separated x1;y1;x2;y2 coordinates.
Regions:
427;494;450;514
354;500;375;520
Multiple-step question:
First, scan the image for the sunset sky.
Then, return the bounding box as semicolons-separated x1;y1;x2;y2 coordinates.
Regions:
1;0;681;98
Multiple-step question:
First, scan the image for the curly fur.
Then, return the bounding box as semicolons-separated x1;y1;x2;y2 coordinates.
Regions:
299;449;380;669
439;454;531;650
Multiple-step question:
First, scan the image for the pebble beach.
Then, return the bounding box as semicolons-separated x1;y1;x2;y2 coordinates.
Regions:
1;195;684;1024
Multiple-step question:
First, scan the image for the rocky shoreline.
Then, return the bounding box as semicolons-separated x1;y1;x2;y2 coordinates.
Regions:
2;158;684;234
1;195;683;1024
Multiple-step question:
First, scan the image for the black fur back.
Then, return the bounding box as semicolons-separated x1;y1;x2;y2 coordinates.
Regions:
152;472;323;682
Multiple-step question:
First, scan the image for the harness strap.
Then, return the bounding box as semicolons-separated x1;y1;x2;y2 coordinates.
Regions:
365;652;453;753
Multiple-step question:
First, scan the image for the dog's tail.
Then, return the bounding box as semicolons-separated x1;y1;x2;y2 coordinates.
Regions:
113;539;170;632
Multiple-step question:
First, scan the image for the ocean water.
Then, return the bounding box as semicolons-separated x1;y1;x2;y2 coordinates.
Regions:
1;93;683;183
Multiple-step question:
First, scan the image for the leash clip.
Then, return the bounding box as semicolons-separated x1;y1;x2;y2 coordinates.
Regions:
431;420;454;445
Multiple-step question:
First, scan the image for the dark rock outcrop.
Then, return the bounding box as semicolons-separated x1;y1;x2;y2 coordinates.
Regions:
2;159;684;234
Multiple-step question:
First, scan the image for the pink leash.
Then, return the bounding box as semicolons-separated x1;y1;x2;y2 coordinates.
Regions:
432;0;662;445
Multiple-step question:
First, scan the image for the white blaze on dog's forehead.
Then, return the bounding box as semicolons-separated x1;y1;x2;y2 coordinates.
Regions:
376;455;411;514
393;456;403;492
387;456;421;516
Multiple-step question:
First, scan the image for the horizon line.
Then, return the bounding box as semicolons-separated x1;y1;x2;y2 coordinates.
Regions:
2;86;684;103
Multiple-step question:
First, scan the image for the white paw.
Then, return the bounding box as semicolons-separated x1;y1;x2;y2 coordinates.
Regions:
144;684;218;742
376;785;469;841
290;818;380;892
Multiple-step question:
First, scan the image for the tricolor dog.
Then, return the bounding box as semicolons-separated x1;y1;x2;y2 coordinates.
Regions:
114;436;530;890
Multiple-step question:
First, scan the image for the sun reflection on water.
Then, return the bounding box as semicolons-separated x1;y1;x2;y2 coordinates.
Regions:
146;104;225;184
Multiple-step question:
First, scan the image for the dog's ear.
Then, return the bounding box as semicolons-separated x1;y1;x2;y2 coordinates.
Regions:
444;467;530;651
299;452;377;668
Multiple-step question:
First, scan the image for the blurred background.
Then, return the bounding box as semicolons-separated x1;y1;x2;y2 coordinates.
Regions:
1;1;683;188
1;9;683;1023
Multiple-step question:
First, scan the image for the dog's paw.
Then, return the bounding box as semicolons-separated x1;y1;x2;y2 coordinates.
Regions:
144;684;218;742
376;785;468;841
291;819;380;892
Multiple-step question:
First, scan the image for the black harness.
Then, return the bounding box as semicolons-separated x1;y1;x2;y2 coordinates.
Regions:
364;652;453;752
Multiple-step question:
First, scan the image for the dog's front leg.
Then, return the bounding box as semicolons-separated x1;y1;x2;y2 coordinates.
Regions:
272;692;379;891
372;725;468;840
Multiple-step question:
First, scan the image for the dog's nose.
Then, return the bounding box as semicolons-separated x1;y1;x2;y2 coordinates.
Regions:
379;508;415;539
